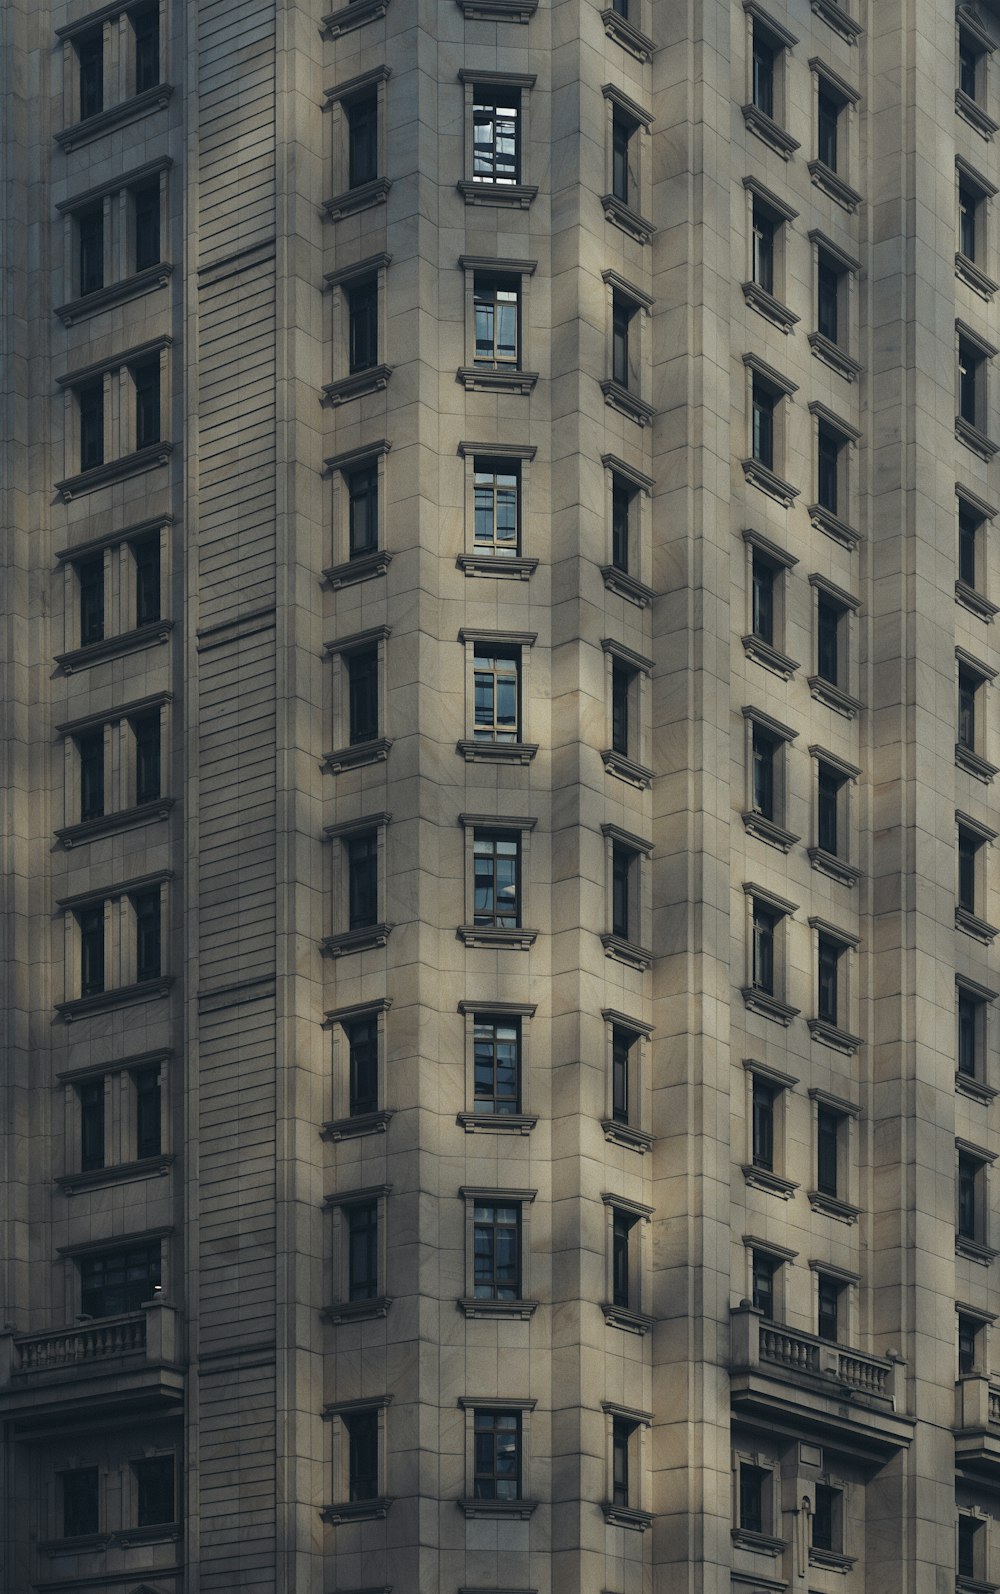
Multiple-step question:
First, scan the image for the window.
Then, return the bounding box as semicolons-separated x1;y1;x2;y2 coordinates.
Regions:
133;1455;174;1527
347;1200;379;1300
134;534;161;625
739;1463;768;1535
812;1483;842;1552
960;174;982;264
347;833;378;929
135;1066;161;1158
132;710;162;803
474;647;520;742
474;459;520;556
346;1409;380;1501
958;1313;982;1376
957;326;997;447
750;550;776;646
347;278;378;372
958;1149;987;1244
133;886;161;982
612;1210;636;1309
817;591;843;685
817;253;839;341
817;421;842;515
612;475;634;573
751;22;777;118
474;831;520;928
959;1514;985;1580
958;821;985;916
78;207;104;296
612;292;636;389
347;647;379;744
62;1467;99;1537
817;83;841;171
752;902;777;996
612;109;632;203
78;380;105;471
810;404;858;528
750;723;777;821
473;1014;521;1114
743;879;798;1007
79;1239;161;1317
751;373;777;470
612;843;633;940
78;905;105;997
602;275;654;423
77;553;105;645
474;1409;521;1499
473;1201;521;1300
473;90;520;184
600;84;652;230
611;1025;634;1125
347;462;378;558
474;274;519;365
959;986;981;1079
132;355;161;450
752;1077;776;1171
816;1105;840;1197
751;197;777;295
816;761;846;857
817;934;841;1026
612;1417;631;1506
751;1248;777;1317
611;659;634;757
133;178;161;272
808;576;860;709
345;1014;378;1116
76;31;104;121
131;4;159;94
816;1273;843;1343
960;333;982;427
959;25;986;104
959;497;982;590
347;94;378;187
959;664;981;752
78;1079;105;1172
77;728;105;821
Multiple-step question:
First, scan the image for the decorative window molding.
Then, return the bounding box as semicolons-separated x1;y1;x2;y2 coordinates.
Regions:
55;872;172;1020
321;0;391;38
321;1395;394;1523
322;66;392;220
322;997;393;1140
458;1186;538;1318
457;71;539;209
458;628;538;763
457;439;537;575
323;625;392;773
456;1396;538;1517
457;814;538;949
601;1192;654;1333
324;1183;392;1323
457;999;538;1133
601;1009;655;1152
457;255;538;392
55;337;173;499
601;271;656;425
741;882;800;1026
601;452;655;603
601;4;654;63
321;812;393;955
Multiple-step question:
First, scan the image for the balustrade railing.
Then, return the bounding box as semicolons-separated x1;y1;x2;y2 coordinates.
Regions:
732;1303;896;1403
13;1312;146;1373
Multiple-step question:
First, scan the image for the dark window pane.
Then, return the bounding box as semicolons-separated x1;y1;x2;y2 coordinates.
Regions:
612;1418;630;1506
817;88;839;170
612;1211;631;1308
348;834;378;928
958;669;977;751
346;1016;378;1115
79;1079;105;1172
960;36;979;101
348;1200;379;1299
347;95;378;187
79;381;105;471
817;936;839;1026
611;480;631;572
347;279;378;372
63;1468;99;1537
133;887;161;982
612;298;630;387
960;182;978;261
135;1067;162;1158
348;464;378;557
473;832;520;928
473;1015;520;1114
132;710;161;804
817;259;839;342
612;113;630;203
752;381;774;469
134;1454;174;1526
817;425;839;514
751;552;775;644
474;649;519;742
752;205;775;294
611;662;630;755
77;33;103;121
78;208;104;296
959;831;977;914
959;1314;978;1376
347;647;379;744
133;179;160;272
78;554;105;645
817;765;840;855
473;1409;521;1500
817;1275;840;1342
473;93;520;184
78;729;105;821
959;339;979;426
958;1153;978;1238
752;1078;775;1171
817;1107;839;1196
751;728;775;820
612;1027;632;1124
346;1410;379;1500
751;1250;775;1317
133;358;160;450
752;905;775;994
958;990;979;1078
79;905;105;997
959;505;978;588
739;1465;764;1534
79;1241;160;1317
817;594;840;684
612;845;631;940
132;5;159;93
133;535;161;626
812;1484;838;1551
752;30;776;118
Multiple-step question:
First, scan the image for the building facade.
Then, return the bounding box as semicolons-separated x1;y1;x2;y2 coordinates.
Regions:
0;0;998;1589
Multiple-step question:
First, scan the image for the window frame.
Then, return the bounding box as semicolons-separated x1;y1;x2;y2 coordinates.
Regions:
322;66;391;219
322;1395;392;1521
457;1396;537;1518
601;270;656;425
56;159;171;324
322;812;392;955
456;439;536;575
956;812;998;939
807;572;861;710
808;59;861;211
956;975;999;1101
742;354;799;505
326;439;391;571
807;916;861;1052
57;519;171;667
56;1;167;144
458;254;538;393
457;814;537;949
601;452;655;602
956;648;998;777
458;627;538;763
956;11;997;138
459;1185;537;1318
742;177;799;330
601;1009;655;1152
456;999;537;1132
325;1183;391;1323
57;338;173;496
808;744;860;886
957;158;998;298
322;996;392;1137
458;70;538;208
601;82;654;242
741;705;798;851
741;3;800;159
957;320;1000;458
601;1401;653;1528
323;624;391;771
322;252;392;403
742;527;799;677
808;230;863;380
602;638;654;785
956;1139;998;1259
741;882;799;1025
742;1057;799;1198
601;1192;653;1332
600;822;653;967
56;874;171;1015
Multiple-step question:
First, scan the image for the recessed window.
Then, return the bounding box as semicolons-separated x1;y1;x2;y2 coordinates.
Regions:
347;832;379;930
816;1274;843;1343
79;1239;161;1317
752;902;777;996
474;274;519;365
816;588;847;687
76;552;105;645
817;252;840;341
131;4;160;94
347;462;379;558
738;1462;770;1535
473;90;521;184
752;1076;776;1171
347;278;378;372
78;206;104;296
347;1199;379;1300
816;1104;841;1197
78;1079;105;1172
612;1208;637;1309
817;83;842;171
611;108;635;204
62;1467;99;1537
751;1248;777;1317
473;1200;521;1300
132;709;162;803
817;420;843;515
78;904;105;997
474;831;521;929
960;334;983;427
611;842;637;941
959;26;986;104
958;1312;982;1376
611;1024;635;1126
751;196;778;295
133;177;161;272
134;533;161;625
960;174;984;264
346;646;379;745
750;722;779;821
612;475;635;573
611;1416;633;1506
474;1014;521;1114
76;31;104;121
133;1454;175;1527
345;1409;380;1501
957;820;988;917
473;1409;521;1499
347;93;378;188
132;355;161;450
816;760;847;857
959;1513;985;1581
610;657;638;759
611;292;637;389
751;548;777;645
474;459;520;556
751;374;778;469
78;380;105;471
959;497;982;589
958;1149;987;1244
812;1483;843;1552
132;886;162;982
751;21;778;119
77;728;105;821
134;1065;161;1158
958;663;982;752
817;933;842;1026
474;647;520;743
345;1013;378;1116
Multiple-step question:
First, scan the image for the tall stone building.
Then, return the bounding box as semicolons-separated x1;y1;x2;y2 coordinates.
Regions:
2;0;1000;1588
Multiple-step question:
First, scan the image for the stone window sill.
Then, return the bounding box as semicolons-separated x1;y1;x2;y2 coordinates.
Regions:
741;459;800;508
603;1503;654;1531
55;84;174;152
55;618;175;674
321;0;390;37
323;1296;392;1325
458;925;538;950
957;744;999;783
731;1528;787;1557
807;675;862;719
456;1112;538;1134
808;502;862;548
742;635;799;681
957;908;999;945
957;580;1000;623
458;0;538;15
808;160;862;213
600;379;656;427
601;933;653;971
807;1190;861;1223
742;104;800;160
56;798;175;848
957;90;1000;141
457;180;538;210
39;1533;112;1557
457;365;539;394
322;1110;393;1142
741;812;799;854
957;253;999;301
322;365;393;405
957;1578;1000;1594
741;987;800;1027
323;550;392;589
601;565;655;607
807;846;861;887
323;178;392;221
811;0;862;41
957;416;1000;461
56;977;174;1022
56;442;174;502
601;1119;655;1153
602;750;653;790
808;1017;863;1056
956;1235;1000;1265
457;739;538;765
601;7;654;61
56;1154;174;1195
808;330;861;381
601;194;656;244
458;1297;538;1319
321;1497;394;1524
111;1523;182;1547
457;553;538;580
742;281;799;333
742;1165;798;1200
55;263;174;327
809;1548;856;1572
602;1303;653;1335
457;1497;538;1520
323;738;392;774
322;925;394;957
956;1072;999;1105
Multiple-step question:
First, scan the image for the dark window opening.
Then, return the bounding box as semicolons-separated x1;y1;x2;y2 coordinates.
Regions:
76;33;104;121
959;667;979;752
347;94;378;187
817;256;839;343
131;4;160;94
817;1275;842;1343
960;180;979;262
612;1210;634;1309
347;278;378;373
611;478;633;573
751;903;776;995
347;647;379;744
612;111;631;204
78;207;104;297
133;1454;175;1527
78;729;105;822
817;935;840;1027
78;1079;105;1172
132;357;161;450
817;423;841;515
817;592;841;686
79;905;105;997
751;377;776;471
812;1483;840;1551
132;710;162;805
78;553;105;646
958;989;980;1079
960;33;981;102
62;1467;99;1538
347;1199;378;1300
133;534;161;626
133;179;161;272
133;887;161;982
474;1408;521;1500
473;1014;521;1115
612;1417;631;1507
817;1106;840;1197
751;726;776;821
817;86;840;171
79;1240;160;1318
612;294;634;388
347;463;378;558
347;833;378;929
135;1067;162;1159
473;831;520;929
958;828;979;915
751;1077;775;1172
959;1314;980;1377
959;502;979;589
346;1015;378;1116
611;844;632;941
959;336;983;429
817;763;842;856
739;1463;767;1535
346;1409;379;1501
611;660;632;756
751;1249;776;1318
79;381;105;472
958;1152;980;1240
751;551;776;645
752;28;777;119
612;1026;633;1125
752;203;776;295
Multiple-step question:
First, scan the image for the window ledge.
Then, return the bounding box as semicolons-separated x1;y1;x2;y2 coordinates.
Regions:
601;1303;653;1335
56;442;174;502
601;1119;655;1153
807;502;862;548
731;1529;787;1557
601;750;653;790
458;925;539;950
601;933;653;971
456;1112;538;1134
55;263;174;327
741;812;800;854
807;847;862;887
323;178;392;221
39;1534;112;1557
957;1235;1000;1265
808;160;862;213
458;0;538;15
56;798;175;848
322;365;393;405
957;90;1000;141
957;1579;1000;1594
808;330;861;382
323;550;392;589
601;194;656;244
457;180;539;210
807;1190;862;1223
807;675;862;719
55;84;174;152
957;416;1000;461
458;553;538;580
741;459;800;508
322;1110;394;1142
742;282;800;333
321;1497;394;1524
956;1072;1000;1105
457;739;539;765
742;104;800;160
957;908;1000;945
458;1297;538;1319
457;365;539;394
742;1165;799;1200
740;987;800;1027
55;618;175;674
601;7;654;61
742;635;800;681
600;380;657;427
323;738;393;774
811;0;862;38
600;565;656;607
957;744;999;783
809;1548;857;1573
323;1296;392;1325
457;1497;538;1520
321;0;390;37
113;1523;181;1547
56;977;174;1022
808;1017;863;1055
957;253;999;301
322;924;394;957
602;1503;654;1531
56;1154;174;1195
957;580;1000;623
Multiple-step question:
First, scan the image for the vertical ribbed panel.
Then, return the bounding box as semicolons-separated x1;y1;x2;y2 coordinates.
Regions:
197;1361;277;1589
